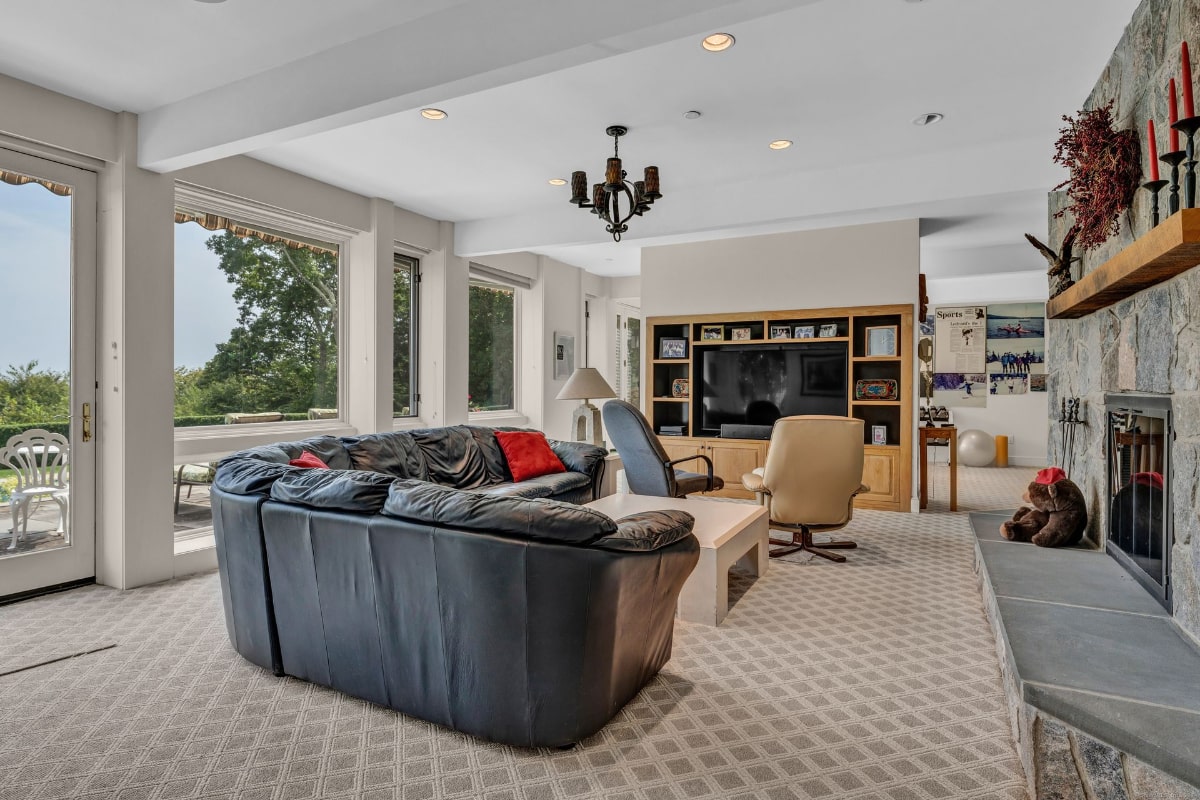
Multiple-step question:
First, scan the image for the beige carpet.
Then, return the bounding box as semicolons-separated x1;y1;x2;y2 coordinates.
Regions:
0;468;1037;800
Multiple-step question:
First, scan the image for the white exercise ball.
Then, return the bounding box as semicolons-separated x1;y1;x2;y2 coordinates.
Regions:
958;429;997;467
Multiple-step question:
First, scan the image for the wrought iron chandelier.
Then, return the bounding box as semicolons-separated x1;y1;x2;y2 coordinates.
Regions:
569;125;661;242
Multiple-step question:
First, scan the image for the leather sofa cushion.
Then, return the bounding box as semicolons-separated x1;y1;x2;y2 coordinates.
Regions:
382;479;616;544
592;510;697;552
269;469;395;513
472;472;591;500
410;426;499;489
343;432;428;480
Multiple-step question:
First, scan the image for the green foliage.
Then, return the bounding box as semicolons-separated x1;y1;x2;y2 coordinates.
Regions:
0;362;69;425
394;260;415;416
468;284;515;411
175;231;340;418
0;420;69;447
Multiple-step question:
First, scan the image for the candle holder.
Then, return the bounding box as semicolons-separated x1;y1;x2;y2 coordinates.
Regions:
1161;150;1187;214
1173;115;1200;208
1142;179;1170;227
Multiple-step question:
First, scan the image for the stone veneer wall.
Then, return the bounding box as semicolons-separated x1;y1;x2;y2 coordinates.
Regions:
1048;0;1200;642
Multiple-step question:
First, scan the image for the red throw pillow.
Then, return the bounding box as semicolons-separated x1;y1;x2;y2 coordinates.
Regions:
289;451;330;469
494;431;567;483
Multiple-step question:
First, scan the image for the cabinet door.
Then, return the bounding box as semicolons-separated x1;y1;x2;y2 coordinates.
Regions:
705;440;767;499
660;439;704;465
857;446;900;510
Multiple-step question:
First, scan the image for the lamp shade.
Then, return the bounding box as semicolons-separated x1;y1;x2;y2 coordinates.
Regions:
555;367;617;401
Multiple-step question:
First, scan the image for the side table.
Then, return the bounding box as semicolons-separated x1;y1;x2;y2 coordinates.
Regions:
919;426;957;511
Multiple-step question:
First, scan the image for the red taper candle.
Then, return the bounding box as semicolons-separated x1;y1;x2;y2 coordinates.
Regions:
1170;78;1181;150
1148;119;1160;181
1184;42;1196;118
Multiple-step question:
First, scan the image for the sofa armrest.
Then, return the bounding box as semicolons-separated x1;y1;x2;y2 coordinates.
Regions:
547;439;607;498
591;510;696;552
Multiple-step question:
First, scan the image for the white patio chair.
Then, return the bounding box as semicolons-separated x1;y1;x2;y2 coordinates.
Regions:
2;429;69;550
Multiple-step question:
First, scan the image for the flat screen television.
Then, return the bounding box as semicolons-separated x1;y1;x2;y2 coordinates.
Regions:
698;342;848;436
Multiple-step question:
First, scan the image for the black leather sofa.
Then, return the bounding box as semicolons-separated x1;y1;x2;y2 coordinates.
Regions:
211;425;700;748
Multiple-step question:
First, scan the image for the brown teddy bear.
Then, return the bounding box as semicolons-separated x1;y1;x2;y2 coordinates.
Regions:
1000;467;1088;547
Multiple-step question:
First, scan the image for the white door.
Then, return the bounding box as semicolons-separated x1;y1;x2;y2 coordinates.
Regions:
0;148;97;599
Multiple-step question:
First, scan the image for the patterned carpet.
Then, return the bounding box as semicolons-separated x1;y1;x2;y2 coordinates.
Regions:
0;467;1038;800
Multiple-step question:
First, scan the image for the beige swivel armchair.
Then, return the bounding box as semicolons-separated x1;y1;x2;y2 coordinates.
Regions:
741;415;869;562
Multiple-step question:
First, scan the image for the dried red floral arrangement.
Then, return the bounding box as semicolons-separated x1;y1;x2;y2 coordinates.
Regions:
1051;100;1141;250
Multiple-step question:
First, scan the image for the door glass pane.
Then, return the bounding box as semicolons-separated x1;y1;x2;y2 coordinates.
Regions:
625;316;641;406
0;172;73;556
394;255;418;418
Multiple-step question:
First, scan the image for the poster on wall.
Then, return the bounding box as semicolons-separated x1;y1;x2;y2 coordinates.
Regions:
985;302;1047;398
985;303;1046;340
934;307;986;372
989;373;1029;395
932;372;987;408
553;331;575;379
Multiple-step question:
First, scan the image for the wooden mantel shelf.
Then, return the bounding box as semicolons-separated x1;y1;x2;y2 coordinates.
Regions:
1047;209;1200;319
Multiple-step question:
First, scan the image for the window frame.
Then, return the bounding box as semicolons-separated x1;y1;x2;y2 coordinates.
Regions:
171;183;358;455
393;251;420;420
466;274;520;419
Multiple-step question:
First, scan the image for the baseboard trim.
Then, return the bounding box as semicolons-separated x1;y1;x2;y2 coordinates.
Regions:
0;577;94;607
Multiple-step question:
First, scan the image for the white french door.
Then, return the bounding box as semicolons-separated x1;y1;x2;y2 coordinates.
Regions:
0;148;97;599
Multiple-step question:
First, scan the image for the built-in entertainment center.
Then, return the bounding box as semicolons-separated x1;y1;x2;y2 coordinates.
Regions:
646;304;913;510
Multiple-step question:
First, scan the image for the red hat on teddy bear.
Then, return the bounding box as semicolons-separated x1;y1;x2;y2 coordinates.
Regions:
1035;467;1068;485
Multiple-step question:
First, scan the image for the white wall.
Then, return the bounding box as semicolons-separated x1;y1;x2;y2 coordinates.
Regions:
641;219;920;317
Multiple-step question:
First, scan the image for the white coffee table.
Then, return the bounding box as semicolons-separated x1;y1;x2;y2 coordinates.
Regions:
586;494;768;626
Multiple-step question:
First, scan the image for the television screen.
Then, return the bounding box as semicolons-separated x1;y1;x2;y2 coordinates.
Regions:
699;342;848;435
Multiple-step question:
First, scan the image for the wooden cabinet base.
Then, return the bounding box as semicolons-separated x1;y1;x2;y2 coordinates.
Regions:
856;445;906;511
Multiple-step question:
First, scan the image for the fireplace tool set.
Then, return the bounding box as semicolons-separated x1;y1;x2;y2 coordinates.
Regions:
1059;397;1085;478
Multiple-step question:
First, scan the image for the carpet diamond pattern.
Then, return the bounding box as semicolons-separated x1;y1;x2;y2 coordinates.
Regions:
0;471;1034;799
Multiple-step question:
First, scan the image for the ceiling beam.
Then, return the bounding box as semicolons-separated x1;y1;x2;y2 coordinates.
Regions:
137;0;808;173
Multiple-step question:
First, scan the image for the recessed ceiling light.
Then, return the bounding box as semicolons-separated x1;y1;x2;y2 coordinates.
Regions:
769;139;793;150
912;112;944;126
193;0;228;4
683;110;702;120
420;108;447;120
548;178;567;186
701;33;735;52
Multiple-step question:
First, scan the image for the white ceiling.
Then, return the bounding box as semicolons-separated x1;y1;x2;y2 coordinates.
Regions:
0;0;1141;278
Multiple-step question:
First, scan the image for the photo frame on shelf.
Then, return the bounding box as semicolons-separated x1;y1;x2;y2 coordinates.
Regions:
730;327;752;341
865;325;898;357
794;325;815;339
700;324;724;341
872;425;888;446
659;337;687;359
817;323;839;338
769;324;791;340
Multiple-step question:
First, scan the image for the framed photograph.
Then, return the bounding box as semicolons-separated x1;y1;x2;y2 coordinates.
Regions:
794;325;815;339
872;425;888;446
659;337;687;359
865;325;898;357
818;323;839;338
553;331;575;379
730;327;752;341
769;324;791;340
700;324;724;341
671;378;689;398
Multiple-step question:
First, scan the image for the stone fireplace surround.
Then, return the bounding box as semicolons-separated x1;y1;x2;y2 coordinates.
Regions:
971;2;1200;795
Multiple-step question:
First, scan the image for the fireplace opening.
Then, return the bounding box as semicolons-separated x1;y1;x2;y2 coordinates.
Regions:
1105;393;1172;610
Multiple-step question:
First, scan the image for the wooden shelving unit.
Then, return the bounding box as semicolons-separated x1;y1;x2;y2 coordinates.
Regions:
1048;209;1200;319
645;304;913;511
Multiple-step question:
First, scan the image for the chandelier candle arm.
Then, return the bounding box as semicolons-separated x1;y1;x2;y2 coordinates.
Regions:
568;125;662;242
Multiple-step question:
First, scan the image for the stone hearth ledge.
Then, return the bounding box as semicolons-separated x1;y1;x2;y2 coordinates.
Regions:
971;511;1200;799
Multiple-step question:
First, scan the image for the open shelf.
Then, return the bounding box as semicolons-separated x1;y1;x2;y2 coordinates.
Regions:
1048;209;1200;319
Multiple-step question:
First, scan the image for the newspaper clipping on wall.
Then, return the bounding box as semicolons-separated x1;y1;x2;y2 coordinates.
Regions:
934;306;986;373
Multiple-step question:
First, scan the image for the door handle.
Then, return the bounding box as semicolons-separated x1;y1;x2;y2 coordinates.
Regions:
82;402;92;443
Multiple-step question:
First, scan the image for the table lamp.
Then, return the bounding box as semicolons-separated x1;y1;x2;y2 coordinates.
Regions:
555;367;616;445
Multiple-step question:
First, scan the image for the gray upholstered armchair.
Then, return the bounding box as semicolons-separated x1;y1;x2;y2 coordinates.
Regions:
601;400;724;497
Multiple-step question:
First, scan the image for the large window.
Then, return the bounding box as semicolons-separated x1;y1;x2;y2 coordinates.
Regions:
468;279;516;412
173;207;340;427
394;254;419;418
